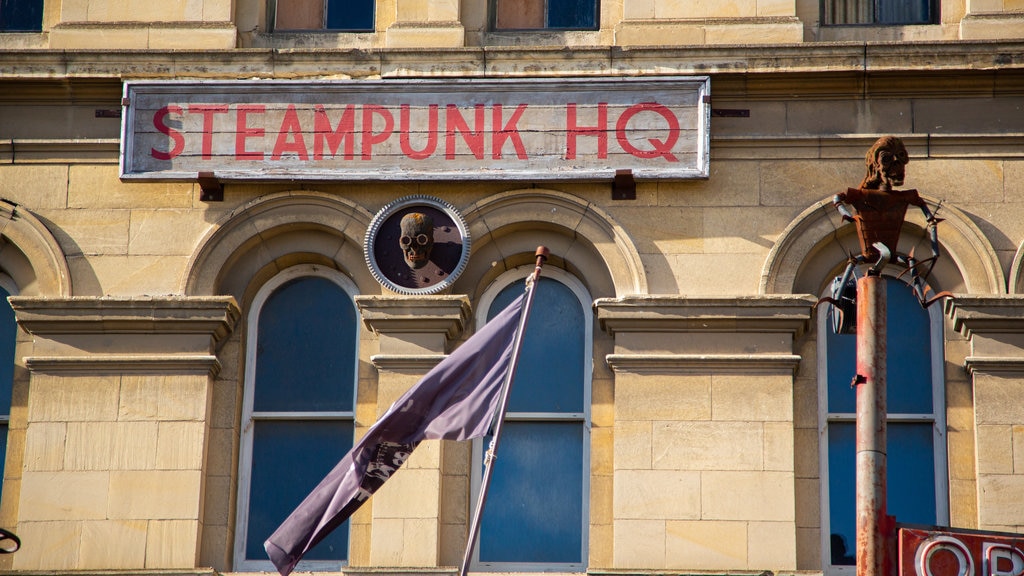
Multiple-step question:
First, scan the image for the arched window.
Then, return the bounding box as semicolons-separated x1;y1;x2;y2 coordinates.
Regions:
471;266;591;571
234;265;359;571
818;276;948;574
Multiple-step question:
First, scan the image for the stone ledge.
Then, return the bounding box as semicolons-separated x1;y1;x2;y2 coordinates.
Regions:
595;295;817;336
24;354;222;375
605;353;802;374
369;354;446;372
945;295;1024;339
355;295;471;341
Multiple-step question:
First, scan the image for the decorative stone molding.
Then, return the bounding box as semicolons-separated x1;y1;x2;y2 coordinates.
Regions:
946;295;1024;375
355;295;470;341
595;295;815;374
596;295;817;335
356;295;471;372
8;296;239;375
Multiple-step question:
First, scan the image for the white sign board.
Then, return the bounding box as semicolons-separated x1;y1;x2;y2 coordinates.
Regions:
120;77;710;182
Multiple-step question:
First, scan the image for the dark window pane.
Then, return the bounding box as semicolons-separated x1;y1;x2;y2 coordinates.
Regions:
827;279;932;415
488;278;585;413
827;422;939;566
888;422;937;525
0;286;13;415
247;420;353;561
479;421;584;563
254;277;357;413
877;0;931;23
827;422;857;566
547;0;596;28
0;0;43;32
326;0;373;31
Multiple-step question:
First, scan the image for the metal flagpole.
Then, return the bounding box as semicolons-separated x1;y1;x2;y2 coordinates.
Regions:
458;246;549;576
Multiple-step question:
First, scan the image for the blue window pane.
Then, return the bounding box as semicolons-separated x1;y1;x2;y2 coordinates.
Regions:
480;421;584;563
488;279;584;413
827;423;856;566
547;0;596;28
247;420;353;561
827;422;938;566
254;277;356;413
888;422;937;525
0;286;13;415
0;0;43;31
878;0;932;23
326;0;374;30
826;279;932;415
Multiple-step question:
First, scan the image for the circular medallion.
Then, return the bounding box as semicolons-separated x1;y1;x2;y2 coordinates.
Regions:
364;195;471;295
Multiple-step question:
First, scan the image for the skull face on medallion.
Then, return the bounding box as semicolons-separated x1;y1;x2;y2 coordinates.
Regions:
399;212;434;269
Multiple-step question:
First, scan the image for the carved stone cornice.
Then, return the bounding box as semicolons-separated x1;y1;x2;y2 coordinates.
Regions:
355;295;471;341
8;296;240;375
595;295;817;336
945;295;1024;339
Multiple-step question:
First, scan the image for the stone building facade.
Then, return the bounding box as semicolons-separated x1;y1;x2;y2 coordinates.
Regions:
1;0;1024;575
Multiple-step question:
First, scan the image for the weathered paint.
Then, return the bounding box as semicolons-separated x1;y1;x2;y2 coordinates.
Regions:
857;274;892;576
900;526;1024;576
120;77;710;182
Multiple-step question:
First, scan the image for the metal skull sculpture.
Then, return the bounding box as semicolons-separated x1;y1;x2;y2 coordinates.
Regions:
399;212;434;269
860;135;909;191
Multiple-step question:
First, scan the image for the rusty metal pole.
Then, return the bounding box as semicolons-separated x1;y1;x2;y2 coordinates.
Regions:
856;273;888;576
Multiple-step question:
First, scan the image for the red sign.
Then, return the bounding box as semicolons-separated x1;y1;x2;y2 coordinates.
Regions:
900;526;1024;576
120;77;710;182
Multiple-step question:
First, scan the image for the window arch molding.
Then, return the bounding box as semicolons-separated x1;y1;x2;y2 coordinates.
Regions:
761;196;1003;297
455;188;646;299
183;191;378;300
0;201;71;297
234;263;361;572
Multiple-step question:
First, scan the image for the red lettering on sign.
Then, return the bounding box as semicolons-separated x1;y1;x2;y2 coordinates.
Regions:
399;104;439;160
151;105;185;160
492;104;528;160
314;104;356;161
272;104;309;161
616;102;680;162
361;105;394;160
565;103;607;160
446;104;486;160
189;104;228;160
235;105;266;161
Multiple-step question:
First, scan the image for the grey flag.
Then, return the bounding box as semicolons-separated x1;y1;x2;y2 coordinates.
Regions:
265;292;527;576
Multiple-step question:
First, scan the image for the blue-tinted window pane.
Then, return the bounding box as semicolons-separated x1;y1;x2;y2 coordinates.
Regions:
326;0;374;30
547;0;596;28
254;277;356;412
878;0;931;23
827;421;938;566
247;420;353;561
827;423;856;566
0;0;43;32
480;421;584;563
889;422;937;525
488;279;584;413
826;279;932;415
0;287;13;415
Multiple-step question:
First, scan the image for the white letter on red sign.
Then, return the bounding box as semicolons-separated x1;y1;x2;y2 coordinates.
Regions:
916;535;974;576
983;543;1024;576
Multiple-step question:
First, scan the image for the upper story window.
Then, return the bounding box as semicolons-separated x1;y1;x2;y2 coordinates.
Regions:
470;267;591;571
0;0;43;31
822;0;936;25
818;276;948;574
234;266;359;571
492;0;597;30
272;0;373;31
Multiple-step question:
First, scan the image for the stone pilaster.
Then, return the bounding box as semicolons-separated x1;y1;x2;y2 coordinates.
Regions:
947;296;1024;533
354;295;471;568
7;296;239;570
595;295;815;571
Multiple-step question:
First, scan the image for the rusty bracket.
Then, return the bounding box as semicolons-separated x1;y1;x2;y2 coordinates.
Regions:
613;169;636;200
198;172;224;202
850;374;867;388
